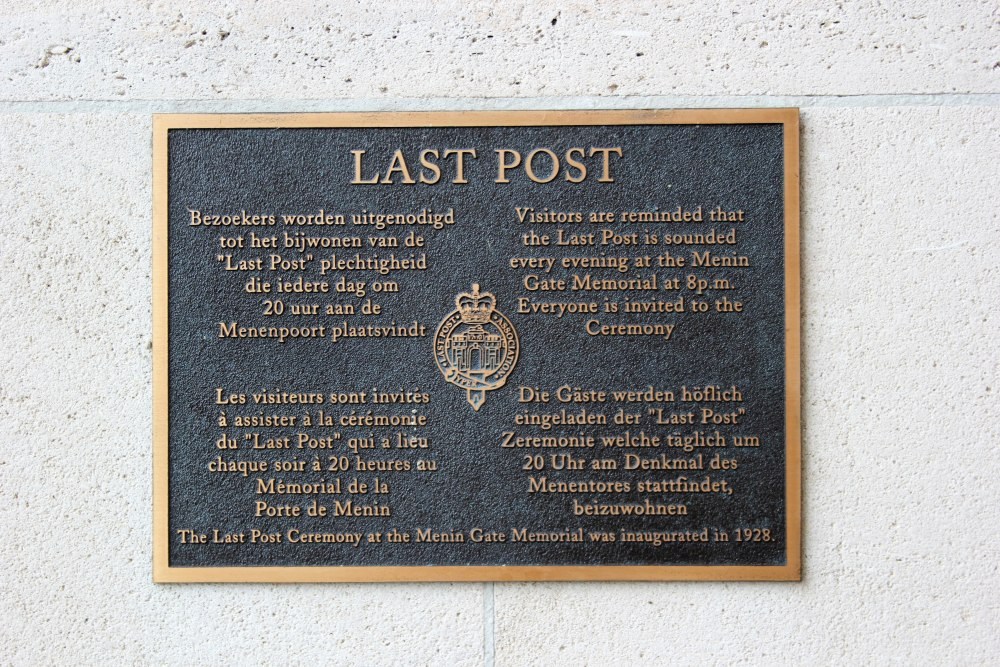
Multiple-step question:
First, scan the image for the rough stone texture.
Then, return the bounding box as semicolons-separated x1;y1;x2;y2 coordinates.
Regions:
0;1;997;101
494;106;1000;666
0;1;998;665
0;114;483;666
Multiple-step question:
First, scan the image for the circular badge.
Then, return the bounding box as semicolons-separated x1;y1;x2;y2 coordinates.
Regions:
434;284;520;410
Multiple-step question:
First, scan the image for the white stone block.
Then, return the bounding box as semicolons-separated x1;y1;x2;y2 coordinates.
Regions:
0;113;485;666
493;105;1000;666
0;1;996;101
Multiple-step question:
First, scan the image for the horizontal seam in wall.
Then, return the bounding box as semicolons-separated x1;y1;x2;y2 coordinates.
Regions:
0;93;998;113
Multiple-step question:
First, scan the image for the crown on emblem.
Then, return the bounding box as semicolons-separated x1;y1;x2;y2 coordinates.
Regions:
455;284;495;324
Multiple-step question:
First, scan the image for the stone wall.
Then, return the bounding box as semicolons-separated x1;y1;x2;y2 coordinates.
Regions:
1;2;997;664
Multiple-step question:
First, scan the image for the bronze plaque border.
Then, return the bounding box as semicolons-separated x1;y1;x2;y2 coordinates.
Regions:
153;109;801;582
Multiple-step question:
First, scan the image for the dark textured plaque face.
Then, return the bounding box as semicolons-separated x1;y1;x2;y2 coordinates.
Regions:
153;110;800;581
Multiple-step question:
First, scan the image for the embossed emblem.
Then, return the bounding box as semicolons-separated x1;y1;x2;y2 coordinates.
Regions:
434;284;519;411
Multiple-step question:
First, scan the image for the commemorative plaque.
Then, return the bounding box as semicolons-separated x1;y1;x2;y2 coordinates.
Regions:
153;110;800;581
